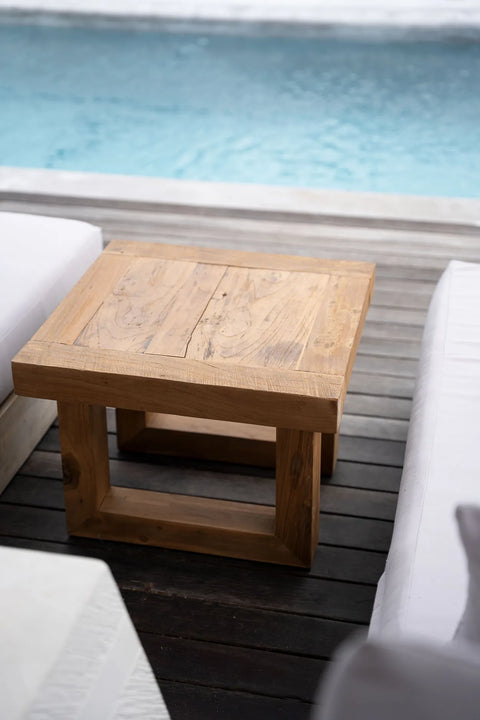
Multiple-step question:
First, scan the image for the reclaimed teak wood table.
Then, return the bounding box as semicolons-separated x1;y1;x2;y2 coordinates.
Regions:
12;241;375;567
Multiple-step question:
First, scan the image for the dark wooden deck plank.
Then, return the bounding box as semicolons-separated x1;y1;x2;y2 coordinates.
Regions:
348;372;415;398
37;425;406;468
20;448;402;493
123;591;362;656
0;505;377;622
160;681;312;720
141;633;326;701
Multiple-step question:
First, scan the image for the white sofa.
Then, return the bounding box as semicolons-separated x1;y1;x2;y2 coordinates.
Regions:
314;260;480;720
369;259;480;642
0;211;102;492
1;214;171;717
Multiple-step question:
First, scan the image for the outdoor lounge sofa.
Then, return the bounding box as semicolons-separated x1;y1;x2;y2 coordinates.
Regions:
369;259;480;643
0;211;102;492
0;211;171;718
315;260;480;718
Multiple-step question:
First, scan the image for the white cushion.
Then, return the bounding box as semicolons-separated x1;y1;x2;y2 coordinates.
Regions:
0;212;102;403
370;260;480;641
0;546;170;720
454;504;480;645
315;634;480;720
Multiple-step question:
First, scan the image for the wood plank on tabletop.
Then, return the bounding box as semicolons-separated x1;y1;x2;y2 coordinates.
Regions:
105;239;375;278
186;266;330;370
76;257;225;356
299;273;373;379
32;253;133;345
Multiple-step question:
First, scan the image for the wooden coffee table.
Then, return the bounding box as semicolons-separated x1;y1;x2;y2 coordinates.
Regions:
12;240;374;567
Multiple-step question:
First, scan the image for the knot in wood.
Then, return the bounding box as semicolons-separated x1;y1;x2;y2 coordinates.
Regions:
62;454;81;489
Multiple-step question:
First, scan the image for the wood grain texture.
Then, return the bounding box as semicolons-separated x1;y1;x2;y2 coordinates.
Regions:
76;258;225;356
186;266;329;369
146;413;274;442
57;402;110;532
105;239;375;278
116;409;276;467
115;408;147;449
141;632;325;701
12;240;374;473
33;253;133;345
275;429;322;566
80;487;302;566
116;412;343;476
321;433;339;476
13;342;342;432
299;273;374;378
59;415;322;565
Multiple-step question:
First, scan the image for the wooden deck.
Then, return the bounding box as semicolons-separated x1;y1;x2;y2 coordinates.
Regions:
1;192;480;719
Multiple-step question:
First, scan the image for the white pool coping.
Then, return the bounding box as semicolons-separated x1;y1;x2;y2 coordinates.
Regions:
1;0;480;30
1;167;480;233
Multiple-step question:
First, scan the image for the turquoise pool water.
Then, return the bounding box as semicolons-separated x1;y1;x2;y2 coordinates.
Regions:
1;23;479;197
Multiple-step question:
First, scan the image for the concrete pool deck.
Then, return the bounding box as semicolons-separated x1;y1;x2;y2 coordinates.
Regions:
1;0;480;31
1;167;480;239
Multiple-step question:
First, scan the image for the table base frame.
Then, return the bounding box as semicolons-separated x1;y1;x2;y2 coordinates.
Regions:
58;402;338;567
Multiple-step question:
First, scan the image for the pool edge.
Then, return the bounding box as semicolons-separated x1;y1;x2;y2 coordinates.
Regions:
1;167;479;235
1;2;480;37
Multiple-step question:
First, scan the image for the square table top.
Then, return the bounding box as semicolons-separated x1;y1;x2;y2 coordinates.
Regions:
13;241;375;432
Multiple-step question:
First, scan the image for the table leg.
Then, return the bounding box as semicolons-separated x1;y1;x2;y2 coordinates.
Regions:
275;428;321;567
57;402;110;533
321;432;339;476
116;408;146;451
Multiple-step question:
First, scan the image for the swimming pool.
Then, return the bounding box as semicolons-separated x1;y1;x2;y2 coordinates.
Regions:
1;22;479;197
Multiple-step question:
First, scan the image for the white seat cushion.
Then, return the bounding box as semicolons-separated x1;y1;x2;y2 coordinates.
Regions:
0;212;102;403
370;260;480;642
0;546;170;720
